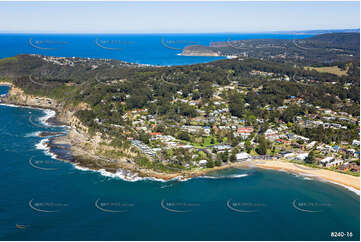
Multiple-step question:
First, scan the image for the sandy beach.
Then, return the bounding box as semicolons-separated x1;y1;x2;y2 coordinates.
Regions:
1;84;360;193
3;99;361;192
254;159;360;191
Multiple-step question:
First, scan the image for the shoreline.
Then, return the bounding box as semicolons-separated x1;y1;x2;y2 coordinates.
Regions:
1;86;360;194
254;159;360;194
2;101;360;194
26;110;361;194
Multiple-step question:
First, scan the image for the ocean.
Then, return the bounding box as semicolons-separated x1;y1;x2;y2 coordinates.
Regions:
0;85;359;240
0;33;311;66
0;33;359;240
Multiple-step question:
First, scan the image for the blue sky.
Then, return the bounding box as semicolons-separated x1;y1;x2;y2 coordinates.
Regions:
0;1;359;33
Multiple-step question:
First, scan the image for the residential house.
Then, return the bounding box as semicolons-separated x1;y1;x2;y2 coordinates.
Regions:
236;127;254;139
264;129;279;141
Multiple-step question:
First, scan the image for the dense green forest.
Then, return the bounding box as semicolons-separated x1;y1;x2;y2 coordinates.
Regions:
0;32;359;152
184;33;360;65
0;54;359;120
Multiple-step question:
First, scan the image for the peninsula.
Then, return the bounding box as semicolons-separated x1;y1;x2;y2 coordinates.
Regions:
0;33;359;188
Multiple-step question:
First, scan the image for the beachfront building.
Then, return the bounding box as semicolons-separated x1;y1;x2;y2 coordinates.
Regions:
326;159;344;168
295;153;309;161
320;157;334;166
236;152;251;161
199;160;208;166
284;153;296;160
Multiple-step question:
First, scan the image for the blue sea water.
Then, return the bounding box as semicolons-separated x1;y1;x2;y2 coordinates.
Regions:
0;86;359;240
0;33;312;66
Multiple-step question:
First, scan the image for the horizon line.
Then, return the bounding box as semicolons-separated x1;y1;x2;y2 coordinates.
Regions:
0;27;359;35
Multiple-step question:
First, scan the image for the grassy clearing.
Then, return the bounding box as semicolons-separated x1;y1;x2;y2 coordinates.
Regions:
305;66;348;77
190;136;227;148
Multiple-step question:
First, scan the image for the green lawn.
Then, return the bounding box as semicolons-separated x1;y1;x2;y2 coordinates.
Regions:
189;136;227;148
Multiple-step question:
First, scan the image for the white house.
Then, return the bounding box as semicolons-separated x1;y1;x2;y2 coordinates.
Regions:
320;157;334;166
203;126;211;135
352;139;360;146
284;153;296;159
264;129;279;141
326;159;344;168
236;152;251;161
306;141;317;150
295;153;309;161
236;127;254;139
212;144;232;151
199;160;208;166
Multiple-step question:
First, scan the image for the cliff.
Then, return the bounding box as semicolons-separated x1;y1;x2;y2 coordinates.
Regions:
0;84;186;180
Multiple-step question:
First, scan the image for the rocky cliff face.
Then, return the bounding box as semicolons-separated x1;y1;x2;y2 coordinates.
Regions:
4;84;85;130
1;84;136;165
1;84;100;155
0;84;184;179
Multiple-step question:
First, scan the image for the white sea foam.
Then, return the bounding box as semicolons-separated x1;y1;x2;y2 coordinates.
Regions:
38;109;56;126
34;138;57;159
303;177;313;180
24;131;41;137
1;103;66;161
0;103;61;128
35;138;48;150
1;103;60;125
72;164;193;183
198;174;249;179
317;177;360;196
175;176;191;182
294;173;359;195
98;169;145;182
337;183;360;196
271;168;360;196
228;174;249;178
73;164;91;171
0;103;23;108
72;162;251;183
